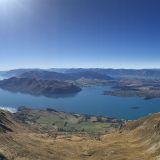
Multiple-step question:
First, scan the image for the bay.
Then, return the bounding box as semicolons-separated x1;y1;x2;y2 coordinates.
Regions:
0;85;160;119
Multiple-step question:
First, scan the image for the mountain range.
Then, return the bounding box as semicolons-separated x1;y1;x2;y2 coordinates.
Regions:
1;68;160;80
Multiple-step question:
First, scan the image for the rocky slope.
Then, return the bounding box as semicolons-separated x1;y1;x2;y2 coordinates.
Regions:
0;107;160;159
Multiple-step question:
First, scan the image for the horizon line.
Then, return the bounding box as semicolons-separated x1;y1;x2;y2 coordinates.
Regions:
1;67;160;72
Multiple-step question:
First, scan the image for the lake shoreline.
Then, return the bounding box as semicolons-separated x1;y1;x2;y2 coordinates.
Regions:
0;85;160;120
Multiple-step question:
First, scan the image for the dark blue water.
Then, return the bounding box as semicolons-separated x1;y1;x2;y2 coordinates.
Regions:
0;85;160;120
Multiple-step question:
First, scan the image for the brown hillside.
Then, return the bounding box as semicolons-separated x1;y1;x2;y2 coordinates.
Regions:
0;109;160;160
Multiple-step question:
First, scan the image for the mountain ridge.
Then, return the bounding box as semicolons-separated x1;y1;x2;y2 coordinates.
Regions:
2;68;160;80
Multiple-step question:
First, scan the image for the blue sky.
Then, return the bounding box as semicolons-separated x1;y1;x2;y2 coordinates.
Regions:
0;0;160;70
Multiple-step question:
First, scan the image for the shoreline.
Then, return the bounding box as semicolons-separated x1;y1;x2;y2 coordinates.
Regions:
0;106;17;113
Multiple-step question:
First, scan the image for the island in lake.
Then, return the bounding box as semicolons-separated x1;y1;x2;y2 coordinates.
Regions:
0;77;81;96
2;69;160;99
104;79;160;99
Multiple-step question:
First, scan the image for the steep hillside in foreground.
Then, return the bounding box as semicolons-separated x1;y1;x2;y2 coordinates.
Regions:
0;108;160;159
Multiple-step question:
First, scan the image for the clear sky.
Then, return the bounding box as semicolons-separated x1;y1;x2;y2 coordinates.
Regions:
0;0;160;70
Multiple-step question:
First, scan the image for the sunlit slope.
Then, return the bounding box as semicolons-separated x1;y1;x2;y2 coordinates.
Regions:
0;108;160;159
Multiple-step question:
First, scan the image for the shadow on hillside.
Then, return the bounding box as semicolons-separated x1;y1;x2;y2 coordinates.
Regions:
0;153;7;160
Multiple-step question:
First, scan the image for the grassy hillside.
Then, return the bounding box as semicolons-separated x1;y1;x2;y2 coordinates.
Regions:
0;107;160;159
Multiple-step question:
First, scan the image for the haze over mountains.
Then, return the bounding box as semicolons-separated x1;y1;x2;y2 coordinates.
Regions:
20;70;112;81
1;68;160;99
1;68;160;80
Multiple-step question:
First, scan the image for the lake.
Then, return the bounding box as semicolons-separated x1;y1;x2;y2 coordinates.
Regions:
0;85;160;120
